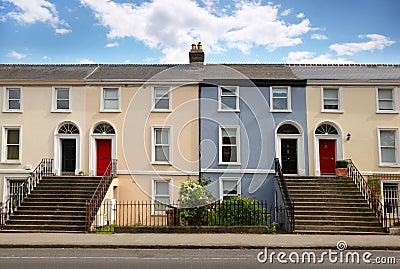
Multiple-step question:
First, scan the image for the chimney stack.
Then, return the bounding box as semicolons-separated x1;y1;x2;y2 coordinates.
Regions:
189;42;204;64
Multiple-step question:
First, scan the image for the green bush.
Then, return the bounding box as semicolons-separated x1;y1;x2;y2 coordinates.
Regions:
208;196;267;226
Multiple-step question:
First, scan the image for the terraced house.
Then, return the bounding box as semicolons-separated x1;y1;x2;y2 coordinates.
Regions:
0;45;399;233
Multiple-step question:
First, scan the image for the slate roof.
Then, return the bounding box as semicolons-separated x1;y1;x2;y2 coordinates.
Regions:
0;64;98;80
290;65;400;80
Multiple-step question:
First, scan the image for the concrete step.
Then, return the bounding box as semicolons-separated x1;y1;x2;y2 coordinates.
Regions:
10;215;86;221
1;224;85;232
294;219;383;228
294;206;374;212
12;210;86;216
16;205;86;212
295;215;378;221
295;225;386;233
24;197;88;203
293;201;368;207
21;201;86;207
6;219;85;226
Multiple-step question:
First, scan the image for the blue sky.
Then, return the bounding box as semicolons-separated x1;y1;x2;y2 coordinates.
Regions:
0;0;399;64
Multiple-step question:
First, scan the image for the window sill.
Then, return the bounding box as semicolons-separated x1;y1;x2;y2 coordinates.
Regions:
51;110;72;113
379;164;400;168
151;109;172;113
0;161;22;165
321;110;343;114
270;109;292;113
218;162;241;166
100;110;122;113
152;162;172;165
2;110;23;113
376;111;399;114
218;109;240;113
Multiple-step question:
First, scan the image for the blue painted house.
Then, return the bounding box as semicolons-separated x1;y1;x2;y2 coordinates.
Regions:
200;64;308;207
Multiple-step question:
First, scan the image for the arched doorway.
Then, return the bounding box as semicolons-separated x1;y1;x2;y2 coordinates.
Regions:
54;122;81;176
276;122;306;175
89;122;116;176
314;122;343;176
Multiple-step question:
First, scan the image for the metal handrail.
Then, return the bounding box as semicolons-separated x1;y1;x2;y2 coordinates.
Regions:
274;158;295;232
346;159;387;229
0;158;53;228
85;159;117;231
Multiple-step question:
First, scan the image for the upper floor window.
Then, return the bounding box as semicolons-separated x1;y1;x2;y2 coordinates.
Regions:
152;86;171;111
377;87;398;113
219;126;240;165
322;87;342;112
218;86;239;111
270;87;291;112
101;87;120;112
152;127;171;164
378;129;398;166
3;87;22;112
2;126;21;163
52;87;71;112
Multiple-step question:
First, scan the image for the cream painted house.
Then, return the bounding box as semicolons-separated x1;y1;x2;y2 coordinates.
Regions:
0;64;201;210
291;65;400;211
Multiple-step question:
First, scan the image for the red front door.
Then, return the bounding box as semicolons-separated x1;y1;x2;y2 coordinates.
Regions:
97;139;111;176
319;139;336;175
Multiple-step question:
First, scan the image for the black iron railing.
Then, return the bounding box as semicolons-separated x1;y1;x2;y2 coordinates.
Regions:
274;158;295;232
0;158;53;228
346;159;388;229
88;199;287;233
85;159;117;231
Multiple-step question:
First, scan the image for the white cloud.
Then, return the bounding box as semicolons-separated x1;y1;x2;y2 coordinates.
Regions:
79;58;95;64
55;28;72;35
280;8;292;16
3;0;71;34
80;0;312;63
311;33;328;40
285;51;354;64
329;34;395;56
296;13;304;19
202;0;218;13
105;42;119;48
7;50;27;59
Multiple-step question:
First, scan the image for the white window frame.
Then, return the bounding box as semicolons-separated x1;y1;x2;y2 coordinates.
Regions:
1;126;22;164
219;177;241;200
219;126;240;165
3;86;22;112
321;87;343;113
152;178;172;215
218;86;240;112
378;128;399;167
100;87;121;112
151;126;172;165
152;86;172;112
52;86;71;112
376;87;398;113
270;86;291;112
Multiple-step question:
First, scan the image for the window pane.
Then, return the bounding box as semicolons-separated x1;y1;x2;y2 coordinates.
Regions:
7;130;19;144
223;181;238;195
155;146;169;162
221;87;236;96
7;145;19;160
155;129;169;144
382;148;396;163
379;100;394;110
222;129;236;144
324;100;338;110
273;98;288;110
378;89;393;100
155;88;168;98
156;182;169;195
57;100;69;109
381;131;395;147
155;99;169;109
221;96;237;109
154;197;170;212
57;89;69;99
104;99;118;109
324;89;338;99
9;100;20;109
222;146;237;162
272;88;287;98
8;89;20;99
104;89;118;98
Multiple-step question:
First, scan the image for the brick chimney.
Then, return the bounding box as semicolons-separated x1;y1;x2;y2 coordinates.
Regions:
189;42;204;64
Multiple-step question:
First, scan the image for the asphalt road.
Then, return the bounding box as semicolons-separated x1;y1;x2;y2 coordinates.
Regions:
0;248;399;269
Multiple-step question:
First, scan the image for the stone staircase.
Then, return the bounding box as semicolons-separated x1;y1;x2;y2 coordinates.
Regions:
1;176;101;233
285;176;387;234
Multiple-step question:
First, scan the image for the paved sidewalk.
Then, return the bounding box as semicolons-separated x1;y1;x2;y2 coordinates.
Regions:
0;233;399;250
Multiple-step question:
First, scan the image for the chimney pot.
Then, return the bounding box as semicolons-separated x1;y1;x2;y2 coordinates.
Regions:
197;42;203;51
191;43;197;51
